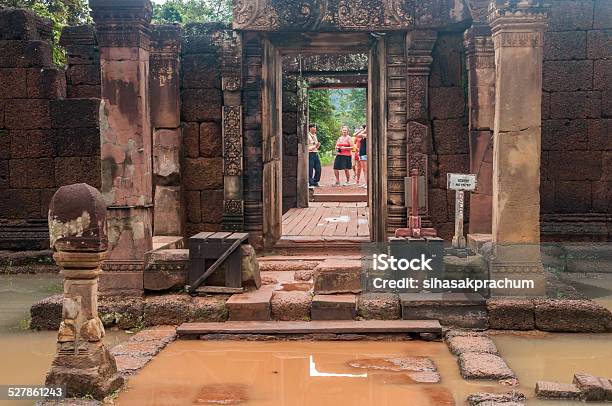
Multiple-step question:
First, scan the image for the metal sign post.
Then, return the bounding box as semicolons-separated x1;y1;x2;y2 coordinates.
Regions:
447;173;477;257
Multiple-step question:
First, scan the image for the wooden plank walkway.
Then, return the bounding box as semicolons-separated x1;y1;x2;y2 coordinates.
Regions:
282;203;369;237
177;320;442;337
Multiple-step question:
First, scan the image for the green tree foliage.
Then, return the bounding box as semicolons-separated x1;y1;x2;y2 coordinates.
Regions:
152;0;232;24
0;0;90;65
308;88;366;155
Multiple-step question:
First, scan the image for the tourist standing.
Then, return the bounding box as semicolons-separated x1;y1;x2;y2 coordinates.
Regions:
358;125;367;188
353;127;362;184
308;124;321;187
333;126;355;186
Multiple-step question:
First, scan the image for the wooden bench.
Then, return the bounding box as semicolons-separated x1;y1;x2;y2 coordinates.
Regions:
187;232;249;294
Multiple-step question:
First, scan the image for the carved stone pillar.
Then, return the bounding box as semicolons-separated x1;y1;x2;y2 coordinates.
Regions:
405;30;436;227
90;0;153;295
150;25;183;237
45;184;124;399
465;24;495;235
489;0;548;295
221;31;244;231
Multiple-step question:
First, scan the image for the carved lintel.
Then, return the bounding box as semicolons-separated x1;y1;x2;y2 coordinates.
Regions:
150;24;182;57
464;25;495;70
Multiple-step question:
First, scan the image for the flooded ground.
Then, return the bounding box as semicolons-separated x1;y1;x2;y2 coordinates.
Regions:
115;333;612;406
0;274;127;406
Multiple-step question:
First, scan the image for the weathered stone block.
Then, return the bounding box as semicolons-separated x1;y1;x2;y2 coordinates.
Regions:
432;118;468;154
0;189;40;218
467;392;526;406
190;296;229;322
67;84;100;98
51;98;100;129
430;87;465;119
535;381;581;400
487;298;534;330
549;151;602;181
535;299;612;332
182;157;223;190
435;154;470;188
10;129;53;158
271;291;312;321
64;45;99;66
554;181;593;213
226;286;274;321
594;0;612;29
587;30;612;60
357;293;401;320
543;60;592;92
544;31;586;61
144;294;191;326
550;91;602;119
182;53;220;89
458;352;516;380
0;67;27;98
0;8;50;41
447;335;498;356
153;186;182;236
594;60;612;91
9;158;54;188
181;88;222;122
153;128;181;184
54;127;100;157
26;67;66;99
55;156;100;187
66;64;100;85
311;294;356;320
542;119;588;151
200;189;223;223
548;0;593;31
199;122;222;157
0;159;8;189
5;99;50;129
30;294;62;330
0;40;51;68
313;259;362;294
593;181;612;212
184;190;201;223
182;122;200;158
98;296;145;330
574;373;606;401
400;293;488;329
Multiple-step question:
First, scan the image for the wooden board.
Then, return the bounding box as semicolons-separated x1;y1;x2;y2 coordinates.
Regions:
177;319;442;336
282;203;369;238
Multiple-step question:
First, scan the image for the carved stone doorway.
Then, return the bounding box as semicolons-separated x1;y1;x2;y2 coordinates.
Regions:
260;33;385;248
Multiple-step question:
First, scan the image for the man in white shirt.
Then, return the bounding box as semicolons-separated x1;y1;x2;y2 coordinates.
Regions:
308;124;321;187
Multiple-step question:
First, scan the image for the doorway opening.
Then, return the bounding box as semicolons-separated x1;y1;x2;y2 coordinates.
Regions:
261;33;386;249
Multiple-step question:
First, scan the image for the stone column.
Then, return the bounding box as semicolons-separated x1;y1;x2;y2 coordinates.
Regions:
150;24;183;236
464;24;495;235
489;0;548;295
221;30;245;231
90;0;153;295
405;30;436;227
45;183;124;399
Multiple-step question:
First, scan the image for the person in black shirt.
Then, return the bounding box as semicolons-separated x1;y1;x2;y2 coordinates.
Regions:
357;125;367;188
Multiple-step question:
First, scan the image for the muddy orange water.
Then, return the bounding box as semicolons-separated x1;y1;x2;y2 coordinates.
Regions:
116;334;612;406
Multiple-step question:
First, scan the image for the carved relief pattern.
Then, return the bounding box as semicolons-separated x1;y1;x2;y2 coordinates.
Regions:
232;0;417;30
407;122;428;176
223;106;243;176
407;76;427;120
224;200;243;215
494;31;544;48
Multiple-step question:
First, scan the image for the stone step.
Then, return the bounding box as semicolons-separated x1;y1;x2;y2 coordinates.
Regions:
312;193;368;202
225;285;275;321
272;238;367;256
313;259;362;294
311;294;356;320
176;319;442;337
400;292;487;329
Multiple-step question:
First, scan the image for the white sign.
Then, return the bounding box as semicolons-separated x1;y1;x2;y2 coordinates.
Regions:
447;173;477;191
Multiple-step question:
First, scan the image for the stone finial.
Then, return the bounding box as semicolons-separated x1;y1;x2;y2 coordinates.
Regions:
45;183;124;399
48;183;107;252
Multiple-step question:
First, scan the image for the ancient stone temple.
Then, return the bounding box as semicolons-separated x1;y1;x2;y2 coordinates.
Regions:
0;0;610;293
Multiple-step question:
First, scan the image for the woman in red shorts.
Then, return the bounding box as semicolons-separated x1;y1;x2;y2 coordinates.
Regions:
333;126;355;186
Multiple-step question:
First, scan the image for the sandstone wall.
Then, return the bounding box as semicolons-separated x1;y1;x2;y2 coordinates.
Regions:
180;24;225;236
0;7;101;250
429;32;470;240
540;0;611;241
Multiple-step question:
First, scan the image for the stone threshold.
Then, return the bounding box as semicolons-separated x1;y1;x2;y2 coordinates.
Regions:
176;319;442;337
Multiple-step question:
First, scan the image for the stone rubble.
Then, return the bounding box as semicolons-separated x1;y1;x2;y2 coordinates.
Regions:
466;391;526;406
535;381;581;400
110;325;176;376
